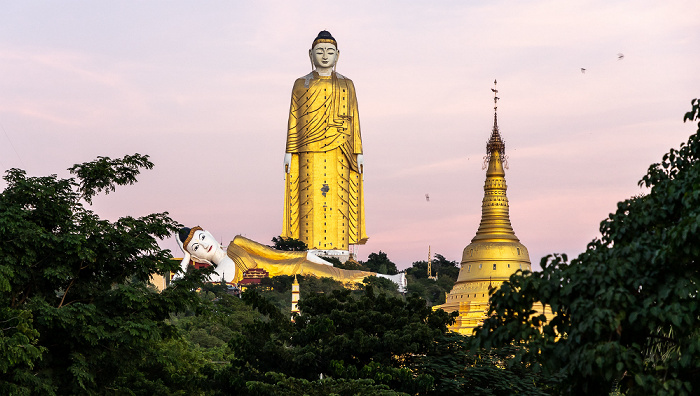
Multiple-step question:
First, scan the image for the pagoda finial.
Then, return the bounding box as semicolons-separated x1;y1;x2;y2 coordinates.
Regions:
493;79;499;112
484;80;507;169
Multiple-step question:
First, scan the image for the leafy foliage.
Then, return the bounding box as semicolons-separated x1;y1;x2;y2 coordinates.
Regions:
67;153;154;204
170;291;261;363
270;236;307;251
406;254;459;280
0;154;210;394
8;100;699;394
361;275;401;295
245;373;407;395
472;101;700;395
222;287;458;394
0;153;552;395
420;333;555;396
360;251;398;274
332;257;369;270
405;254;460;305
250;274;402;312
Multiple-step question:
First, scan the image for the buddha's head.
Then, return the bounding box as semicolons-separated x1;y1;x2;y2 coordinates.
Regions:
309;30;338;73
178;226;222;266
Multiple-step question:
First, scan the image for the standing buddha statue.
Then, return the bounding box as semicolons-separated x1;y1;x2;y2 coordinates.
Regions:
283;30;368;254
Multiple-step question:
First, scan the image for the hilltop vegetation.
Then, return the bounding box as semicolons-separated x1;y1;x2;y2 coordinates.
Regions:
2;100;699;395
270;237;460;307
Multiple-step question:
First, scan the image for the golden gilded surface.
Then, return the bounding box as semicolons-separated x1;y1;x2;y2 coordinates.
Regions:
283;71;367;250
438;110;533;335
227;235;376;284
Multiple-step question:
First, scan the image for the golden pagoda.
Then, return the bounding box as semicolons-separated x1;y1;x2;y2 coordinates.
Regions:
439;81;532;335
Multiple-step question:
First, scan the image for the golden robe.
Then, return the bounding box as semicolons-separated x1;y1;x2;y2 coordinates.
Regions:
283;71;368;250
227;235;376;284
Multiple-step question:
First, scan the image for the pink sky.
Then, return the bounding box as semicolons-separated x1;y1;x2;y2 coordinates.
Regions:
1;1;699;270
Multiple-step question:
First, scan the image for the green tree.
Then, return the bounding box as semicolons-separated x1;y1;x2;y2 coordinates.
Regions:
361;275;401;296
270;236;307;251
472;101;700;395
247;274;354;312
170;291;262;363
419;333;555;396
405;253;459;306
361;251;398;274
405;275;449;306
322;255;343;266
246;373;407;395
431;253;460;279
333;258;370;271
0;154;211;394
405;254;458;280
223;287;458;394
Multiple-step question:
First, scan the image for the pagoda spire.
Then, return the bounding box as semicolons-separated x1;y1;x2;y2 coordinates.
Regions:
437;79;533;335
472;80;518;243
486;79;506;163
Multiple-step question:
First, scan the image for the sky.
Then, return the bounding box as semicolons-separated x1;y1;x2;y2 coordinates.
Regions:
1;1;699;270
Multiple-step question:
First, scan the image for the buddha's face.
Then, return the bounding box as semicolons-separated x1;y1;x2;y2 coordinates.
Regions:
186;229;221;263
310;43;338;70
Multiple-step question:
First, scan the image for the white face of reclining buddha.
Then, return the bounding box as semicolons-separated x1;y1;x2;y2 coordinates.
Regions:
186;229;222;263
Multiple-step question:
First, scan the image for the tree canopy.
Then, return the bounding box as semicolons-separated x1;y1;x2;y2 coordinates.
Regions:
270;236;307;251
4;101;699;395
221;286;458;394
361;251;398;275
0;154;210;394
405;253;460;306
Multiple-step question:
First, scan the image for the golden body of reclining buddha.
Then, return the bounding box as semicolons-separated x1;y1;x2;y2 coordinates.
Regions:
283;30;367;252
177;227;404;290
227;235;376;284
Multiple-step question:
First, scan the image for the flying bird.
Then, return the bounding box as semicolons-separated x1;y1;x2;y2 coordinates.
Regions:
425;194;430;202
617;53;624;60
580;68;586;73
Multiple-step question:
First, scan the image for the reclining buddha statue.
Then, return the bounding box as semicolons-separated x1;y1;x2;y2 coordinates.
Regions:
177;226;405;291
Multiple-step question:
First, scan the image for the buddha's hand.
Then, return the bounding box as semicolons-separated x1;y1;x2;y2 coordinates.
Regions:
284;153;292;173
357;154;364;174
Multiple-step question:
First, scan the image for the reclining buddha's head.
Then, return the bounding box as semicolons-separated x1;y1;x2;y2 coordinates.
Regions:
178;226;222;265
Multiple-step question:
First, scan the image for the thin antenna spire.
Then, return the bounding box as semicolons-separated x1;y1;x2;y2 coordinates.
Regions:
493;79;499;112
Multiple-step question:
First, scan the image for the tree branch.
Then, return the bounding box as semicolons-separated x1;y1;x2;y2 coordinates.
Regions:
58;278;76;308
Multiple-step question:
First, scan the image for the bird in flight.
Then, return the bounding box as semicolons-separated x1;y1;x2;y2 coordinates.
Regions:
425;193;430;202
580;68;586;73
617;53;624;60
